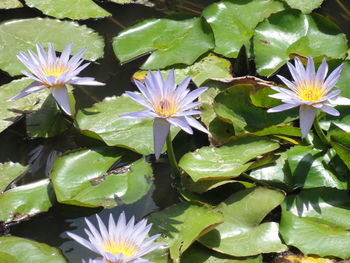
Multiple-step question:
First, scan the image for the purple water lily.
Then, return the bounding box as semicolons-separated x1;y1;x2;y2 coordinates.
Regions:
267;57;350;138
82;258;107;263
68;212;163;263
120;70;208;159
8;43;104;115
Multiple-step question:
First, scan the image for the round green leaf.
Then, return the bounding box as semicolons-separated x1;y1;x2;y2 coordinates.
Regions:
254;10;348;76
283;0;324;13
113;17;214;69
280;188;350;259
179;135;279;181
24;0;110;20
148;203;224;262
0;162;27;192
0;179;54;223
0;18;104;76
0;0;22;9
202;0;284;58
0;236;67;263
200;187;287;256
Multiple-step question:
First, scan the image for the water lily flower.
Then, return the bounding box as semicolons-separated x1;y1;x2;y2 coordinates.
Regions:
82;258;107;263
267;57;350;138
120;70;208;159
8;42;104;115
67;212;163;263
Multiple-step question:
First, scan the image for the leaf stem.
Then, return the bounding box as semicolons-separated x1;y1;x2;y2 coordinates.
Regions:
166;131;181;176
313;117;330;146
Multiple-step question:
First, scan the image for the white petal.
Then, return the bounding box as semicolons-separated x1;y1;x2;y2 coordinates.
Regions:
50;86;72;115
185;116;208;134
267;103;299;113
320;104;340;116
328;96;350;105
167;116;193;134
153;118;170;159
299;105;317;138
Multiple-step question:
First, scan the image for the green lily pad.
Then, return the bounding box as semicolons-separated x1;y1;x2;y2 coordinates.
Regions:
0;18;104;76
133;53;233;86
148;203;224;262
280;188;350;259
51;147;152;207
0;236;67;263
0;162;27;192
202;0;284;58
113;17;214;69
75;94;178;155
283;0;324;13
24;0;110;20
179;135;279;182
330;132;350;170
0;179;54;223
0;0;22;8
254;10;348;76
200;187;287;256
214;85;298;133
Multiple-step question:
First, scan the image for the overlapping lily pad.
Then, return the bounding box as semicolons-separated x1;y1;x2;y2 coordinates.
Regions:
200;187;287;256
0;162;27;192
0;18;104;76
51;147;152;207
113;17;214;69
254;10;348;76
179;135;279;181
0;0;22;9
283;0;324;13
280;188;350;259
148;203;224;262
0;236;67;263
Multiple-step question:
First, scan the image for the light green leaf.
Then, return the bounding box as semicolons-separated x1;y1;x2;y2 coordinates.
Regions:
0;18;104;76
148;203;224;262
179;135;279;181
280;188;350;259
283;0;324;13
113;17;214;69
0;179;54;223
200;187;287;256
0;78;50;133
0;236;67;263
0;0;22;9
0;162;27;192
254;10;348;76
51;147;152;207
202;0;284;58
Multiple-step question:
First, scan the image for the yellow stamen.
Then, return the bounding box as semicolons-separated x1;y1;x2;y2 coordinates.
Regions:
41;63;69;78
154;99;178;117
103;240;138;258
296;83;325;102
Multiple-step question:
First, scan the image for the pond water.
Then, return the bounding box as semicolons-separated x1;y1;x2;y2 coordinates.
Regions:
1;0;350;262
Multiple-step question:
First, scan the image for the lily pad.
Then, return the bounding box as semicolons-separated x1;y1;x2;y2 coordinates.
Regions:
24;0;110;20
0;236;67;263
179;135;279;181
0;78;50;133
51;147;152;207
148;203;224;262
330;132;350;170
202;0;284;58
283;0;324;13
200;187;287;256
0;179;54;223
113;17;214;69
254;10;348;76
0;0;22;8
0;18;104;76
0;162;27;192
280;188;350;259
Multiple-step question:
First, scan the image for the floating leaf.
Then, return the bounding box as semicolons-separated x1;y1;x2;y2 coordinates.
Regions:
113;17;214;69
179;135;279;182
0;78;50;133
276;254;334;263
0;0;22;9
0;18;104;76
282;0;324;13
133;53;233;86
202;0;284;58
280;188;350;259
330;132;350;169
148;203;224;262
0;179;54;223
0;162;27;192
51;147;152;207
200;187;287;256
0;236;67;263
254;10;348;76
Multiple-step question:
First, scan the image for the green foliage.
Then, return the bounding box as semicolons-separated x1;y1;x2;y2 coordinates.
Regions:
0;162;27;192
0;0;22;9
282;0;324;13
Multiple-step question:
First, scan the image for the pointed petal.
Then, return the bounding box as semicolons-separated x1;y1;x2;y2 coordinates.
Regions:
60;43;72;65
66;232;95;251
69;77;105;86
47;42;57;64
299;105;317;138
277;75;296;91
167;116;193;134
328;96;350;105
267;103;299;113
125;91;152;109
324;63;344;91
180;87;207;106
306;56;315;84
50;86;71;115
174;75;192;101
164;69;175;97
119;109;157;119
185;116;208;134
8;83;46;101
320;105;340;116
153;118;170;159
316;58;328;84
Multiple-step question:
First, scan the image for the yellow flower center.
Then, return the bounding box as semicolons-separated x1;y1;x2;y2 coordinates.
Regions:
103;240;139;258
296;83;325;102
42;63;69;78
154;99;178;117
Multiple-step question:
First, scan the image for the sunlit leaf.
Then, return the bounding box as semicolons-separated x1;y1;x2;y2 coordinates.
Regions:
113;17;214;69
200;187;287;256
0;18;104;76
0;0;22;9
0;162;27;192
282;0;324;13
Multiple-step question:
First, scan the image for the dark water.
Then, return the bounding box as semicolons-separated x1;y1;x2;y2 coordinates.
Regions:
1;0;350;262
